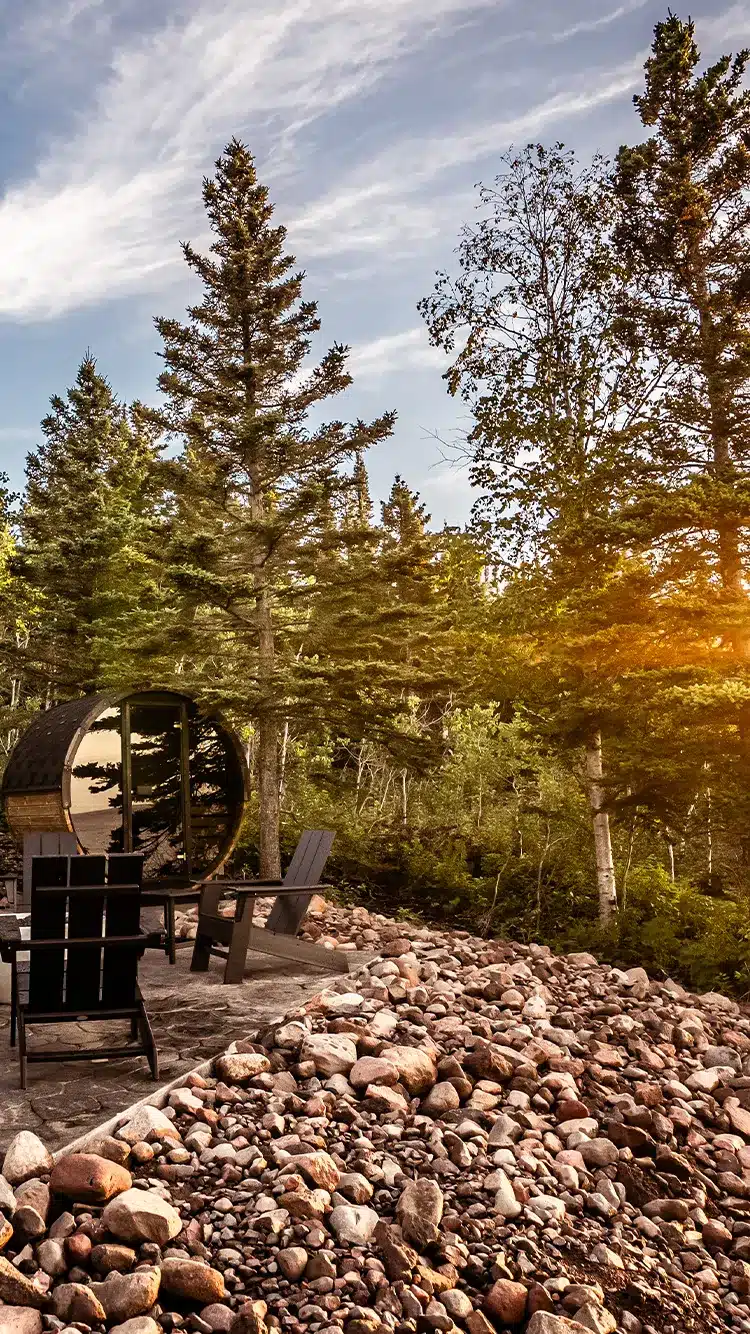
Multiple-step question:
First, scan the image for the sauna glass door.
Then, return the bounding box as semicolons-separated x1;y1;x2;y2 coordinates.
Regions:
125;699;187;878
69;694;244;879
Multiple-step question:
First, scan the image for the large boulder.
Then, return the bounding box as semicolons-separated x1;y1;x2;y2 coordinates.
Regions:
101;1188;182;1245
13;1180;50;1241
317;991;366;1017
214;1053;271;1083
349;1057;399;1089
300;1033;358;1076
485;1281;528;1324
0;1311;43;1334
491;1168;522;1220
160;1257;225;1303
421;1081;461;1115
380;1045;437;1095
329;1205;379;1244
91;1243;138;1272
286;1153;340;1191
1;1134;53;1187
109;1321;161;1334
50;1153;132;1203
51;1283;107;1325
90;1267;161;1321
526;1315;590;1333
199;1309;234;1334
116;1106;180;1146
276;1248;309;1281
35;1239;67;1277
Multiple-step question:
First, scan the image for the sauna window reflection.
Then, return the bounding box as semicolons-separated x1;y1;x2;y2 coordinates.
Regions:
129;703;186;877
189;714;239;869
69;707;124;854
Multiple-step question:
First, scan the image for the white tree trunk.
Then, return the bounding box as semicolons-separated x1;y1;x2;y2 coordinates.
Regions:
584;730;618;924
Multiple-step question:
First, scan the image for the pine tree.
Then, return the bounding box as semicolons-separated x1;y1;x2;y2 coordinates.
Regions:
18;354;165;697
151;139;395;877
0;475;40;762
614;15;750;615
379;476;436;626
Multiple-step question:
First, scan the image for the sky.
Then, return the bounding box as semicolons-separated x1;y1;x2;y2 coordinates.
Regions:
0;0;745;528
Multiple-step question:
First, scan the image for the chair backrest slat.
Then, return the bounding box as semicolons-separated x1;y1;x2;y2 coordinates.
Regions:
66;856;106;1011
101;854;144;1008
29;855;68;1011
265;830;335;935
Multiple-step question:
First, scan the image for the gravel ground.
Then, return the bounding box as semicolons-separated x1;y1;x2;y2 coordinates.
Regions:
1;898;750;1334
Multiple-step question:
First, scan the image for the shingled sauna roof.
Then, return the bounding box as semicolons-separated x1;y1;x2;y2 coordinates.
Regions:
3;693;112;793
2;690;249;882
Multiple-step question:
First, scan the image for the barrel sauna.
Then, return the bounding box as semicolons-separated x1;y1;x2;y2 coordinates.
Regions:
2;690;249;881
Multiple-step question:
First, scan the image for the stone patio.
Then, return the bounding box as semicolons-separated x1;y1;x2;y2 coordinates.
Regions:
0;929;339;1155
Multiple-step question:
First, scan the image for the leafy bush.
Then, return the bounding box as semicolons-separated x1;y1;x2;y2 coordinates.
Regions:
232;708;750;996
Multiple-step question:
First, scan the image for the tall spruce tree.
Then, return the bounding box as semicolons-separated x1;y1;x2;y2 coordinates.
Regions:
379;477;437;632
614;15;750;615
152;139;395;877
19;354;165;697
0;474;40;760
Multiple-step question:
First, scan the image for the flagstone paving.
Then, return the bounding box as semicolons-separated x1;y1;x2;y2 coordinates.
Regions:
0;936;336;1155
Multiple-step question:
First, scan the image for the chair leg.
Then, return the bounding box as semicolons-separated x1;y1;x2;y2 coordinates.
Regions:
18;1012;27;1090
138;1002;159;1081
223;898;253;985
130;1015;139;1040
190;931;212;973
190;884;222;973
10;963;17;1048
165;897;175;965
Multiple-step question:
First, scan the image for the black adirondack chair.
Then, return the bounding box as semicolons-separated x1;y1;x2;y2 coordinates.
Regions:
0;853;158;1089
190;829;335;983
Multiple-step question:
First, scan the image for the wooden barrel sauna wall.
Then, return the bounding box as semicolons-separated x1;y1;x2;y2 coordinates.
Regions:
2;690;249;881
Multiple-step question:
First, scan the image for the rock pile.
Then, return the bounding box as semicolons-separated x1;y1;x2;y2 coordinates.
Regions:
2;906;750;1334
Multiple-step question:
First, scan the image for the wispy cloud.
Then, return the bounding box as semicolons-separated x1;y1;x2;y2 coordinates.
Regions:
699;4;750;45
348;328;447;381
488;0;650;49
550;2;649;43
290;58;644;259
0;0;498;321
0;0;746;325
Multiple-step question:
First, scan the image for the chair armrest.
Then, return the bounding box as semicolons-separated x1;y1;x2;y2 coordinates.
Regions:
229;878;284;887
21;933;149;950
232;883;328;898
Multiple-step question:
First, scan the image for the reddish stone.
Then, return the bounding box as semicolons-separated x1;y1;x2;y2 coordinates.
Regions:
484;1280;527;1324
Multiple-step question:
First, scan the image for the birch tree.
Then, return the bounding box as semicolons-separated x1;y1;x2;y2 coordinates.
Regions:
420;143;659;922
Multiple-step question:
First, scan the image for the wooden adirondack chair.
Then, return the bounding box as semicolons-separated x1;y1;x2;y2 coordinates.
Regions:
0;853;158;1088
190;829;338;983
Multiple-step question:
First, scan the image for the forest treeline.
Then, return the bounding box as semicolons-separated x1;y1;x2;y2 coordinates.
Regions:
1;14;750;991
